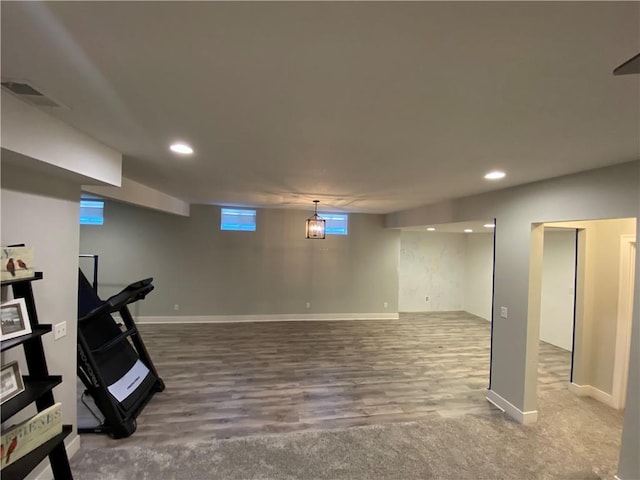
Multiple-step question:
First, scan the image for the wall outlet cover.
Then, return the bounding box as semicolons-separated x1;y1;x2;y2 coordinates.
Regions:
54;321;67;340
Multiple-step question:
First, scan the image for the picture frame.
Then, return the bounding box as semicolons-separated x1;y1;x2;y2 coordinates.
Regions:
1;246;35;281
0;298;32;341
0;361;25;404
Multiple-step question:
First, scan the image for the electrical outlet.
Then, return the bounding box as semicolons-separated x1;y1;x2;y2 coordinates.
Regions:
54;321;67;340
305;302;311;309
500;306;508;319
425;296;430;302
174;304;179;311
383;301;388;308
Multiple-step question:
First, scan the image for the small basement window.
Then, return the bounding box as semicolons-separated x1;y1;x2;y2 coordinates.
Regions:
221;208;256;231
321;213;348;235
80;200;104;225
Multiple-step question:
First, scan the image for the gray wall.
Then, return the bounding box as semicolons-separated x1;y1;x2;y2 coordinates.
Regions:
1;162;80;476
80;202;400;317
540;229;575;351
386;160;640;479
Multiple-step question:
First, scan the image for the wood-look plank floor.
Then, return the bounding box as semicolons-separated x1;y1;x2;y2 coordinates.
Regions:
79;312;572;448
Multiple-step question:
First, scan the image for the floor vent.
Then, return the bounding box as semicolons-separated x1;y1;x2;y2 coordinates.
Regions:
1;81;67;109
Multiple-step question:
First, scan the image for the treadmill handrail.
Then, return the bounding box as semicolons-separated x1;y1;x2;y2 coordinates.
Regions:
79;278;154;323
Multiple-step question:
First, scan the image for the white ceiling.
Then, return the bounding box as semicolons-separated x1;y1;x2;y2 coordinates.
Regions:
1;2;638;214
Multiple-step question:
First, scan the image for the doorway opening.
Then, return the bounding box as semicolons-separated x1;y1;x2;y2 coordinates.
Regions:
531;218;636;409
397;219;497;394
538;226;576;392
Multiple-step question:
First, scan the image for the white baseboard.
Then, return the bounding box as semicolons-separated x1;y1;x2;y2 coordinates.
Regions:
33;433;80;480
136;312;399;324
568;382;590;397
568;382;618;409
486;389;538;425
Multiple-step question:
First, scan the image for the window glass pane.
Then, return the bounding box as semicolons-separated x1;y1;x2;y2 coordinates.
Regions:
221;208;256;231
320;213;348;235
80;200;104;225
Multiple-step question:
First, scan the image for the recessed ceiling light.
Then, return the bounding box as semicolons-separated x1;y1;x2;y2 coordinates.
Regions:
484;223;495;228
464;229;473;233
170;142;194;155
484;171;505;180
426;227;436;231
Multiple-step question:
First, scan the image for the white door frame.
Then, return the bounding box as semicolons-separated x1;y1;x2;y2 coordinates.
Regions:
612;234;636;409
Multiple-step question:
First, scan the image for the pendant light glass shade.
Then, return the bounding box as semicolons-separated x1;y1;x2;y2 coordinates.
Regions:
305;200;326;239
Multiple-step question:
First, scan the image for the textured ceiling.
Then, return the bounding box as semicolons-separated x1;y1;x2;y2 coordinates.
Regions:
1;2;638;213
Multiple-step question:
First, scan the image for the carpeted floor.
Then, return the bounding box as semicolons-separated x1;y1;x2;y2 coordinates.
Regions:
70;389;623;480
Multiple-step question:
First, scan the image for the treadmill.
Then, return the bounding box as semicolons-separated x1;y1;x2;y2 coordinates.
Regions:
77;268;165;438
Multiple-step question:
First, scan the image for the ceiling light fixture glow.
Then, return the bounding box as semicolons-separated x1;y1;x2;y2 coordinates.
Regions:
484;223;495;228
170;142;194;155
484;170;505;180
305;200;326;239
426;227;436;231
464;229;473;233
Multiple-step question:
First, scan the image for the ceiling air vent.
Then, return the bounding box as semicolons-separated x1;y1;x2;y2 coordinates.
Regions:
1;81;66;109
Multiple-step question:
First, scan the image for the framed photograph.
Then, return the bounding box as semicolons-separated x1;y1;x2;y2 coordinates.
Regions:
0;298;32;341
0;361;25;404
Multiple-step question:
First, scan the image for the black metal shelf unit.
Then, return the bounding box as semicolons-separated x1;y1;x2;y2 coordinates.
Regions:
1;273;73;479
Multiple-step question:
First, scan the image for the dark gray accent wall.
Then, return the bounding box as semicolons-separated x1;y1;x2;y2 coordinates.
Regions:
80;202;400;317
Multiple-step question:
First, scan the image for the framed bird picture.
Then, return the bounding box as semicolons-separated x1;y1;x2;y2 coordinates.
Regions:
1;246;34;281
0;298;32;341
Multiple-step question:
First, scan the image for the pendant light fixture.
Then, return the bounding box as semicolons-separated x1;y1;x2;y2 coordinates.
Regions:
305;200;326;239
